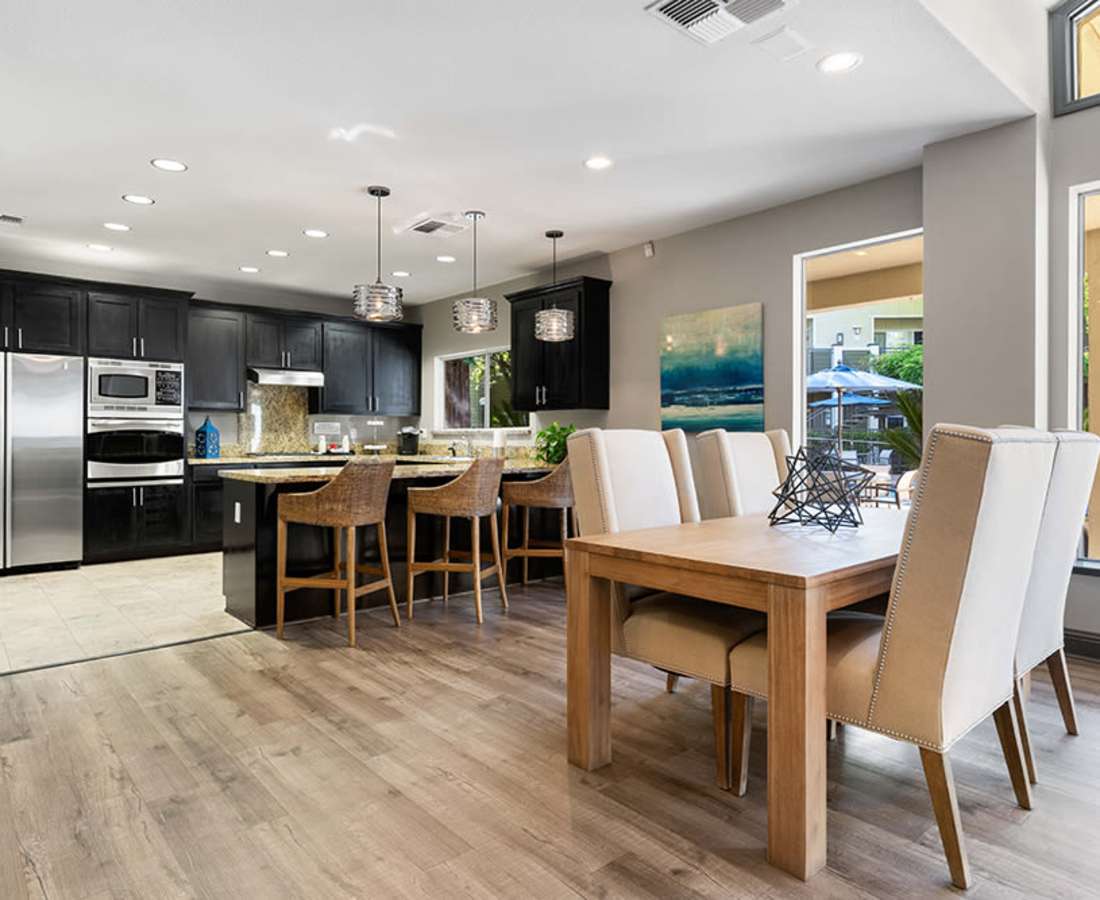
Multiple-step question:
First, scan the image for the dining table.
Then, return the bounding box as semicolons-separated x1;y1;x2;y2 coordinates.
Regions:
564;507;909;881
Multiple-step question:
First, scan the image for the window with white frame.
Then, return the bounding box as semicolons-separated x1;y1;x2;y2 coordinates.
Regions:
439;349;529;430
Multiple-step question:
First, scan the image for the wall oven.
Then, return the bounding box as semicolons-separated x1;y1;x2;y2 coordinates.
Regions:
86;418;185;480
88;357;184;419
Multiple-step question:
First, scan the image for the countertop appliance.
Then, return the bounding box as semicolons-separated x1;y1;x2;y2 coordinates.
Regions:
88;357;183;419
1;353;84;569
397;428;421;456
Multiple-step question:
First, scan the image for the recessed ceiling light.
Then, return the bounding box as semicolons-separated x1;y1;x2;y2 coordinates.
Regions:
239;266;260;273
817;52;863;74
584;155;614;171
87;243;112;252
266;249;289;258
103;222;130;232
436;255;456;263
303;228;329;238
392;270;411;278
150;158;188;172
122;194;154;205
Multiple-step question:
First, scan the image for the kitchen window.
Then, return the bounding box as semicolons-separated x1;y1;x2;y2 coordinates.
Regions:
1052;0;1100;115
439;349;529;430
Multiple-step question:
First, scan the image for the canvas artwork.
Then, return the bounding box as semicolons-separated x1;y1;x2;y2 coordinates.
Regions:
659;302;764;432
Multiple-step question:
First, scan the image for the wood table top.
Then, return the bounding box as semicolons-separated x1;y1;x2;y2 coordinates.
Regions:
566;507;908;588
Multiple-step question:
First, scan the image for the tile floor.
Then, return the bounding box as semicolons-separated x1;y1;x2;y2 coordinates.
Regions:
0;553;244;673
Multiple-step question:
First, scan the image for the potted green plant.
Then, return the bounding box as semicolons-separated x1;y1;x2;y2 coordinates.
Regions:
534;422;575;465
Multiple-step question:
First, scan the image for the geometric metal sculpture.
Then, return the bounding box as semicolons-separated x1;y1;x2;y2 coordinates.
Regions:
768;444;875;533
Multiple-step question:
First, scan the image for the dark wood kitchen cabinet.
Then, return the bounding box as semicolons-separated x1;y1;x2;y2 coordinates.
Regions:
84;481;188;562
372;324;421;416
88;292;186;361
311;321;421;416
315;321;371;414
188;306;245;410
245;314;321;371
0;281;85;354
505;276;610;412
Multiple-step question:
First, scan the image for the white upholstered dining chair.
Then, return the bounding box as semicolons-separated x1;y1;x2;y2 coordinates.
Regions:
724;424;1057;889
1012;429;1100;783
567;427;765;789
695;428;791;518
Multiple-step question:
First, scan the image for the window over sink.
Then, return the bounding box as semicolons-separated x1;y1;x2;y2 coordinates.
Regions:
439;349;529;430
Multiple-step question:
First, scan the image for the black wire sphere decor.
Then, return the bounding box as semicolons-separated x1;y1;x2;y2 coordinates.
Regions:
768;445;876;534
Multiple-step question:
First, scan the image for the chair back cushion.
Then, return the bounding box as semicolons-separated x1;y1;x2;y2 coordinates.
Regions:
867;425;1055;750
567;428;699;536
1016;430;1100;673
696;428;791;517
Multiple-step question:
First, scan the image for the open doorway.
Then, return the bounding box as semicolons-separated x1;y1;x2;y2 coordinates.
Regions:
796;231;924;496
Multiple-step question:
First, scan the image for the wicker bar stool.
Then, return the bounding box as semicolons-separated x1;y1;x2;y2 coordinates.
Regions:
406;458;506;623
501;460;574;584
276;459;398;647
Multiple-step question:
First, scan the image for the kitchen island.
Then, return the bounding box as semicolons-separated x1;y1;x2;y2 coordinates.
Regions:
219;459;555;628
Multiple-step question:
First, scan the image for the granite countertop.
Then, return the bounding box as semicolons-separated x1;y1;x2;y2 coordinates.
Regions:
218;458;553;484
189;453;360;465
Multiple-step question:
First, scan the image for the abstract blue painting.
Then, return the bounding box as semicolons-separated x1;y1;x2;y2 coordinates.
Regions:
659;302;764;432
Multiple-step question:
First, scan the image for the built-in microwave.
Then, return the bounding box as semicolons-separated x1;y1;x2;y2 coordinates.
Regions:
87;357;184;419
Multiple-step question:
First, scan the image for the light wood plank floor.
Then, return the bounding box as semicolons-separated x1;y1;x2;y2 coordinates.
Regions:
0;581;1097;898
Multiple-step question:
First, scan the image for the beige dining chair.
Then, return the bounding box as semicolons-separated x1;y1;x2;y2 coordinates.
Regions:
695;428;791;518
1012;430;1100;783
724;424;1056;889
567;427;765;789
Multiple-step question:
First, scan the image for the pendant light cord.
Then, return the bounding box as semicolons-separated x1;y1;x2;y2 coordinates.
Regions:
472;214;478;294
552;236;557;285
375;193;382;283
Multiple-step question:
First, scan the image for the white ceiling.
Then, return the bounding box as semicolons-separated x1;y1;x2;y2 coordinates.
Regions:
0;0;1028;306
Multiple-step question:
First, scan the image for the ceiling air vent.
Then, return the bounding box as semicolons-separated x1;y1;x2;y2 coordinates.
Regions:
0;214;24;226
397;211;469;238
646;0;793;45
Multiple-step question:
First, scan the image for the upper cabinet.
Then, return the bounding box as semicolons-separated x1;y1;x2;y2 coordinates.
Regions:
505;276;610;412
0;281;85;355
311;321;422;416
88;292;186;361
372;325;421;416
188;306;244;410
245;314;322;371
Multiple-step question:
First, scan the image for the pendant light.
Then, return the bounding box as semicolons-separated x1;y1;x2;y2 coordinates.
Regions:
534;229;575;342
452;210;497;333
353;185;403;322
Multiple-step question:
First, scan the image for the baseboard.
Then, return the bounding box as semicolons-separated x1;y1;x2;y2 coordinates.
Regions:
1065;628;1100;662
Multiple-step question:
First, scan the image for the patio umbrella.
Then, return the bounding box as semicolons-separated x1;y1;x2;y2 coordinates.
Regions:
808;392;887;409
805;364;920;450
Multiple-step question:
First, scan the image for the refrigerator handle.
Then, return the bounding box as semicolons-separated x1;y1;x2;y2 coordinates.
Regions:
4;356;11;567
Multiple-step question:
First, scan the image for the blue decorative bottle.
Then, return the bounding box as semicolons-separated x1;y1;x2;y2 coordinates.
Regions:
195;416;221;459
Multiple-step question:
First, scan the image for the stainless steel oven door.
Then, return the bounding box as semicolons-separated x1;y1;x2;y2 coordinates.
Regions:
87;358;184;419
86;418;185;479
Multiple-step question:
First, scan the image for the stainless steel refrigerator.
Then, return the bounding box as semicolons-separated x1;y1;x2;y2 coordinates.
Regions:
1;353;84;569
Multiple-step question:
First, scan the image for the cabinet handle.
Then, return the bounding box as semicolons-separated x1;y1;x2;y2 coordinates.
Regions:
16;328;22;350
140;337;145;358
132;337;138;357
132;487;137;507
239;391;244;408
2;326;7;348
139;487;144;506
286;350;291;367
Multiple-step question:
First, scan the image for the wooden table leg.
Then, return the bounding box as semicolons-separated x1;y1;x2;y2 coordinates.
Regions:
767;583;827;880
566;547;612;770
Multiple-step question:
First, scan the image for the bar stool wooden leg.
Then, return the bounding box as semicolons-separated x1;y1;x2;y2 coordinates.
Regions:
276;517;288;640
501;502;511;583
471;515;483;624
442;516;451;606
406;508;416;620
345;526;357;647
332;526;342;618
490;511;508;611
378;521;400;628
522;507;530;585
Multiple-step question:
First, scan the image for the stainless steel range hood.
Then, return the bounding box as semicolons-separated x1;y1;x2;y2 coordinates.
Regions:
246;367;325;388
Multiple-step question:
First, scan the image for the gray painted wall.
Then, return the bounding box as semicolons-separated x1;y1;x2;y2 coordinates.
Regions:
415;168;924;439
922;117;1049;433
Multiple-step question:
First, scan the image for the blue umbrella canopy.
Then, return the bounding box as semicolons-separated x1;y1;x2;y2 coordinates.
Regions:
809;391;887;409
805;363;920;392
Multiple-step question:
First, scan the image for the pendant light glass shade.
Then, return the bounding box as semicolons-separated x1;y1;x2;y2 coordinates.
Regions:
353;185;403;322
452;210;497;333
534;229;575;342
